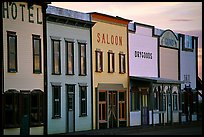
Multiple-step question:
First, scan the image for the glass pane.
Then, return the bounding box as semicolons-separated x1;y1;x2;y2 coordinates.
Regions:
34;39;40;54
9;36;16;70
54;41;60;73
34;56;40;71
119;92;125;101
99;92;106;101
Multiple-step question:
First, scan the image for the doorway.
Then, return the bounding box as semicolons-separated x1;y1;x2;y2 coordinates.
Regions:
20;90;30;135
140;88;149;125
66;85;75;133
108;91;117;128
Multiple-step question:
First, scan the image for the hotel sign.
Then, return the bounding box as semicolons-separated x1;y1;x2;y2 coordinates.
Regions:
2;2;42;24
160;30;178;48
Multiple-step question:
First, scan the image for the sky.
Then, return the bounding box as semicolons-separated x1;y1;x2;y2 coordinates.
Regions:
51;2;202;79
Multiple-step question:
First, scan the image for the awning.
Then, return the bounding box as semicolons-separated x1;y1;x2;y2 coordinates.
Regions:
97;83;126;91
130;76;184;84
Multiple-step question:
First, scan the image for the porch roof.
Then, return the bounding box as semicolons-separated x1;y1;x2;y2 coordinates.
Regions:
130;76;184;84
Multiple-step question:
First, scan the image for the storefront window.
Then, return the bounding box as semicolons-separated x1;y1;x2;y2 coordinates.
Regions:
131;88;140;111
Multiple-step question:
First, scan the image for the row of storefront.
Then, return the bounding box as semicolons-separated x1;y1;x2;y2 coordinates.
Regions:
1;2;201;135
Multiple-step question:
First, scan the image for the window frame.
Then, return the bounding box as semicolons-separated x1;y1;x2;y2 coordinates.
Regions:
51;39;61;75
79;85;87;117
119;53;126;74
65;41;74;75
108;51;115;73
7;31;17;73
78;42;87;76
179;34;194;52
95;50;103;72
52;85;61;119
32;34;42;74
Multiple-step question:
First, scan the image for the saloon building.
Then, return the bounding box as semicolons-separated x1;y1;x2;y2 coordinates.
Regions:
90;12;131;129
46;5;94;134
1;2;48;135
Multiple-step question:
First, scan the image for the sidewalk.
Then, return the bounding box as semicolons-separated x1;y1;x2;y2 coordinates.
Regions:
51;120;202;135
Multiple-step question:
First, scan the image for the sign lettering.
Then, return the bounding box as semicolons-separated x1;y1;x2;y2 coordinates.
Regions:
97;33;122;46
2;2;42;24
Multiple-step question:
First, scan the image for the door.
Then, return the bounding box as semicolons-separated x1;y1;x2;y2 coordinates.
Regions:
108;91;117;128
140;88;149;125
20;91;30;135
66;85;75;133
167;91;172;124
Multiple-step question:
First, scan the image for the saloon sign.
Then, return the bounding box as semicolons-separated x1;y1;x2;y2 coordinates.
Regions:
160;30;178;48
96;32;123;46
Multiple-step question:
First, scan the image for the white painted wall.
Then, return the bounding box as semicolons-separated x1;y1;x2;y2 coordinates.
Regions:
3;2;44;92
130;111;141;126
129;25;158;77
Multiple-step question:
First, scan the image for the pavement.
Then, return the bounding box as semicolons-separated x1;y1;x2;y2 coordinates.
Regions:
50;120;202;135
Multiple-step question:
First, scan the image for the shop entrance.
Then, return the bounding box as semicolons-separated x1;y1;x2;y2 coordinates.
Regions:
167;91;172;124
140;88;149;125
108;91;117;128
66;85;75;133
20;90;30;135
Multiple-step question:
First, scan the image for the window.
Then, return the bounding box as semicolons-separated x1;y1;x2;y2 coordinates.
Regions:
30;90;43;126
33;35;41;73
99;91;107;122
52;39;61;74
66;41;74;75
180;34;194;51
52;85;61;118
3;90;20;128
108;51;114;73
119;53;126;73
66;84;75;111
130;87;140;111
119;91;126;120
79;86;87;116
173;92;178;111
7;31;17;72
95;50;103;72
79;43;86;75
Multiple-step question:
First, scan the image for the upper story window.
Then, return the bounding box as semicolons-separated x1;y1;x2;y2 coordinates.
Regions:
52;39;61;75
79;42;86;76
108;51;114;73
7;31;17;72
180;34;194;52
95;49;103;72
66;41;74;75
119;52;126;74
33;35;42;74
